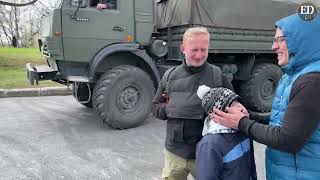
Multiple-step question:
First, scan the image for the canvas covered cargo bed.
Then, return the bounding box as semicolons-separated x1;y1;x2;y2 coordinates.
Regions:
155;0;298;57
156;0;298;30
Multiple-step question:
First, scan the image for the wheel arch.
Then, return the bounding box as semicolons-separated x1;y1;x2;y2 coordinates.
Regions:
234;54;278;81
88;43;160;87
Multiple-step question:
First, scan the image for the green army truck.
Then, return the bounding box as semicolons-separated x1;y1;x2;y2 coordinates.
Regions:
26;0;297;129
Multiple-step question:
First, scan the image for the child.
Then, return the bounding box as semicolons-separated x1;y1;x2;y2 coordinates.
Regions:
196;85;256;180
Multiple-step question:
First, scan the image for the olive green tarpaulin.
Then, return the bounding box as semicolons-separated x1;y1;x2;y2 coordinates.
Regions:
156;0;298;30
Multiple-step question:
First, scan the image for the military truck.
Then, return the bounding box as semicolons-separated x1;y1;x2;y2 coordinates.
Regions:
26;0;297;129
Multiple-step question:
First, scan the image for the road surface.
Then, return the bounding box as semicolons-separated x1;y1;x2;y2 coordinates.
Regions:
0;96;266;179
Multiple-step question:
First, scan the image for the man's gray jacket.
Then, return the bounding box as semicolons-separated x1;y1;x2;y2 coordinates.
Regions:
152;61;233;159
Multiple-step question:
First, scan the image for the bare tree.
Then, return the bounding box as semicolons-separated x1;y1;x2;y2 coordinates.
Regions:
0;35;5;46
0;0;44;47
0;3;21;47
0;7;10;46
0;0;38;6
13;1;20;46
20;6;42;47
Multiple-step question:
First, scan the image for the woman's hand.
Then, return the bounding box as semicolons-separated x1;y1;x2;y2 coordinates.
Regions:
230;101;250;117
210;106;249;129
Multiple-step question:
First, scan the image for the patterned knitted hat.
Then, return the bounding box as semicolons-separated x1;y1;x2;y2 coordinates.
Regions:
197;85;240;135
197;85;240;114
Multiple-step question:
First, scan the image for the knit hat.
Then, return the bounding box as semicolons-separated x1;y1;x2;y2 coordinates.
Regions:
198;85;240;114
197;85;240;135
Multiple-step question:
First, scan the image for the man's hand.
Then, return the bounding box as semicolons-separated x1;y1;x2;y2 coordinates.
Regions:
210;106;249;129
159;93;169;107
96;3;107;10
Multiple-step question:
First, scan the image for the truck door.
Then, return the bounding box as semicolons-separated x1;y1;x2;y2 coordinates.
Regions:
61;0;134;62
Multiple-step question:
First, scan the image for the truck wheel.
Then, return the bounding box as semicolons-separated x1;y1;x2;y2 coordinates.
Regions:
73;82;93;108
92;65;155;129
240;63;282;112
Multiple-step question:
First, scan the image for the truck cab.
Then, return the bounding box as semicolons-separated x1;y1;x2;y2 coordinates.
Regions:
27;0;163;129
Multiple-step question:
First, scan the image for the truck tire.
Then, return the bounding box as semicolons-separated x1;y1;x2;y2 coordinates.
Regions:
73;83;93;108
92;65;155;129
240;63;282;112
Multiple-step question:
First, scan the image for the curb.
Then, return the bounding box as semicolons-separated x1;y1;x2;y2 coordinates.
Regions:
0;87;72;98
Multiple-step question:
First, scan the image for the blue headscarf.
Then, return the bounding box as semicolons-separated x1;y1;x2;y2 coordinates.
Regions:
275;14;320;75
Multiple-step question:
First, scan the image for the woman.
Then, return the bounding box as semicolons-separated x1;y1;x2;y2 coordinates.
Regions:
213;14;320;180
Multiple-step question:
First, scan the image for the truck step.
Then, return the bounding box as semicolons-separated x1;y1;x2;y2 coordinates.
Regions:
67;76;89;83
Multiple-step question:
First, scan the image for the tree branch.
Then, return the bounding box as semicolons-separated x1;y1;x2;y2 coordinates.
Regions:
0;0;38;7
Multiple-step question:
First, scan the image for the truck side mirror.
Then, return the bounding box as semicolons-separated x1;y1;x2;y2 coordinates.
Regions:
71;0;87;8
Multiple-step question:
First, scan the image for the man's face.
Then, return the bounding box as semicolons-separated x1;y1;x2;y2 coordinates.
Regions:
180;34;209;67
272;28;289;67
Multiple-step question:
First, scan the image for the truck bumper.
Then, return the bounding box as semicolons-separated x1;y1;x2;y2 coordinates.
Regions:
26;63;58;85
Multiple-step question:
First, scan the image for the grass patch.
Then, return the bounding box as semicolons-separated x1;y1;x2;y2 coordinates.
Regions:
0;48;64;88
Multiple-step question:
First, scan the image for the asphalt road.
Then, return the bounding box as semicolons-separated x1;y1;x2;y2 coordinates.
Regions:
0;96;266;180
